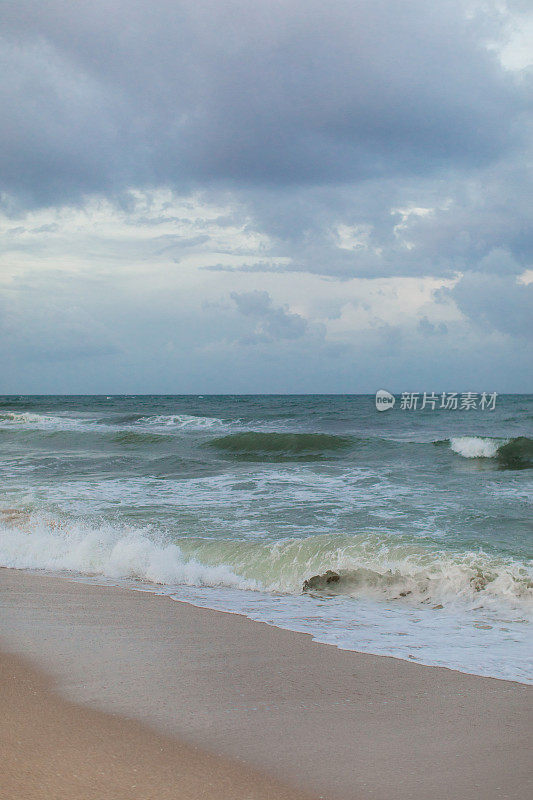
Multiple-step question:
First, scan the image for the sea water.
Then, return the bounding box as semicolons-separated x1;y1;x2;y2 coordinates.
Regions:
0;394;531;683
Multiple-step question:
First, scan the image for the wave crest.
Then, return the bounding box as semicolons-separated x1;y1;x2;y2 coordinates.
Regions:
497;437;533;469
447;436;532;468
450;436;503;458
209;431;353;460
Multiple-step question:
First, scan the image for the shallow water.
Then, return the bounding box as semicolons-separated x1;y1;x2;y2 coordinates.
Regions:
0;394;531;682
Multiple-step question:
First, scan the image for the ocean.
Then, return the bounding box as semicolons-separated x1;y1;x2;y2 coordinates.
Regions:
0;394;531;683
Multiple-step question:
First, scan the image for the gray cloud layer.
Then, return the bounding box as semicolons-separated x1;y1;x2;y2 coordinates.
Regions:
0;1;531;390
1;0;528;204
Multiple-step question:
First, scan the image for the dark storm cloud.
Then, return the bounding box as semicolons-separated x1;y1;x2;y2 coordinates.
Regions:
0;0;527;205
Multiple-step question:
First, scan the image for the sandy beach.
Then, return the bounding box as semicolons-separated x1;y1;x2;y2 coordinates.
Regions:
1;568;531;800
0;650;314;800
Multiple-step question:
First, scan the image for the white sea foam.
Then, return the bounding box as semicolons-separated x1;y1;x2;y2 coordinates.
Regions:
25;469;423;526
449;436;505;458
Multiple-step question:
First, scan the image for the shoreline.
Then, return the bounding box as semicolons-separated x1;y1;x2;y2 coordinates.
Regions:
3;563;531;687
1;567;532;799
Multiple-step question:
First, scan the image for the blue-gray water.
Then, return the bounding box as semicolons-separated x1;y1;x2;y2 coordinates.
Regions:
1;395;531;682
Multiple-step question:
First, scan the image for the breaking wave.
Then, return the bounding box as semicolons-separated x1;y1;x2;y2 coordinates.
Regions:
300;564;532;607
3;410;529;471
449;437;503;458
0;511;257;591
1;512;530;614
447;436;533;468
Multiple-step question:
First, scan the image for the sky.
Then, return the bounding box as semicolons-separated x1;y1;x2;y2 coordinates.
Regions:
0;0;532;393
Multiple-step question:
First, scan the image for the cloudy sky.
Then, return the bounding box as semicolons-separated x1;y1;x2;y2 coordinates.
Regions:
1;0;531;393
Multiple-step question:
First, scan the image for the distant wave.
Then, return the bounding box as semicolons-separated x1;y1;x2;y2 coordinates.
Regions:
2;410;531;470
0;411;62;426
1;512;530;614
446;436;533;469
0;411;95;431
0;409;228;435
209;431;353;460
136;414;227;429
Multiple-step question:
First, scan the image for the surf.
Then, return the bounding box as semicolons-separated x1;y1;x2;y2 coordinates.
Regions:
1;511;530;614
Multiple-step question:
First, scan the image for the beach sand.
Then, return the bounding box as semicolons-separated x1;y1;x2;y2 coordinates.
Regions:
1;568;531;800
0;649;313;800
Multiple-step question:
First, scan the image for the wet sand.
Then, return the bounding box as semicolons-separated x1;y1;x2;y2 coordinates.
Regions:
1;568;531;800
